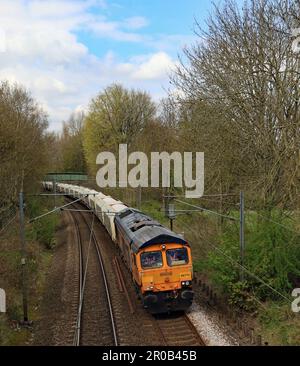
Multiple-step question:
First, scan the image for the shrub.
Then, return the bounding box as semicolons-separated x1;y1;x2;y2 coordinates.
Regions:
26;197;59;249
200;210;300;309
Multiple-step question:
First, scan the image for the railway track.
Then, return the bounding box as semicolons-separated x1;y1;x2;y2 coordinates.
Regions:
67;210;83;346
67;201;118;346
65;197;205;347
155;313;206;346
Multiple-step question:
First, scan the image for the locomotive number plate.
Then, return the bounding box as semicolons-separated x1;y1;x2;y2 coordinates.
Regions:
160;272;172;276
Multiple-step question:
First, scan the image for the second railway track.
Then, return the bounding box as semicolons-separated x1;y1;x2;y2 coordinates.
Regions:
67;200;118;346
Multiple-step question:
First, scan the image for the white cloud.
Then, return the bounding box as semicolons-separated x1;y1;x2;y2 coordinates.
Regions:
29;0;91;17
114;52;177;81
132;52;178;80
0;0;182;131
87;15;149;41
34;76;69;94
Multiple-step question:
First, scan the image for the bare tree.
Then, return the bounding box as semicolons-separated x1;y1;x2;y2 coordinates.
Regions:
172;0;300;208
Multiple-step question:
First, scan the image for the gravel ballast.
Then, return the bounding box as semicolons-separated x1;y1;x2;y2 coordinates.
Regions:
187;302;239;346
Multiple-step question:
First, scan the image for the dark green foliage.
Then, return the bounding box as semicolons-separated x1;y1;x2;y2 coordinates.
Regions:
199;211;300;309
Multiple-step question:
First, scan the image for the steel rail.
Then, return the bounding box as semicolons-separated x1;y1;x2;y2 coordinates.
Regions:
72;201;119;346
183;314;206;346
68;211;84;346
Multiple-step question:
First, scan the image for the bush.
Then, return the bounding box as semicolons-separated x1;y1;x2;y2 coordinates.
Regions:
33;216;57;249
26;197;59;249
200;210;300;309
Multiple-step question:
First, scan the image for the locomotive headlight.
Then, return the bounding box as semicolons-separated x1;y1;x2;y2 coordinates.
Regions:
181;281;190;287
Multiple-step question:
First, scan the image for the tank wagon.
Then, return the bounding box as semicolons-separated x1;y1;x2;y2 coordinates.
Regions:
43;182;194;314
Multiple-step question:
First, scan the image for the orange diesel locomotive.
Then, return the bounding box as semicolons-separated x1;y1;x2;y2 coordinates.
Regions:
115;209;194;314
43;182;194;314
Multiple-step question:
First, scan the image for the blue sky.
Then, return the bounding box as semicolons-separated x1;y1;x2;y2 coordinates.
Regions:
78;0;215;59
0;0;242;130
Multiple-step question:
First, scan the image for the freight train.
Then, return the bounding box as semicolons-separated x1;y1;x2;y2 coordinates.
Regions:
43;182;194;314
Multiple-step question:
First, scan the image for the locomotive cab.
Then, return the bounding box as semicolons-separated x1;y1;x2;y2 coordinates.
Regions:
138;243;194;314
114;208;194;314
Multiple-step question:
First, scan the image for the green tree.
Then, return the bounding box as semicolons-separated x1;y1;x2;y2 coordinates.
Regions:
60;112;86;173
83;84;156;175
0;81;49;208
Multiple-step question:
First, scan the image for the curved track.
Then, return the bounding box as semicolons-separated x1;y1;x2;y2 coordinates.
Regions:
67;211;83;346
67;201;118;346
65;197;205;347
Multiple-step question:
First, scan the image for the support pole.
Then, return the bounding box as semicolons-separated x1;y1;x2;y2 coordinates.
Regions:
136;185;141;210
53;179;56;208
164;189;169;219
239;191;245;281
170;218;174;231
168;202;175;231
19;191;28;322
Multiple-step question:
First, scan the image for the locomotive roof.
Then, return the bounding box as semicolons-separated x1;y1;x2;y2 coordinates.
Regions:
115;209;188;253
